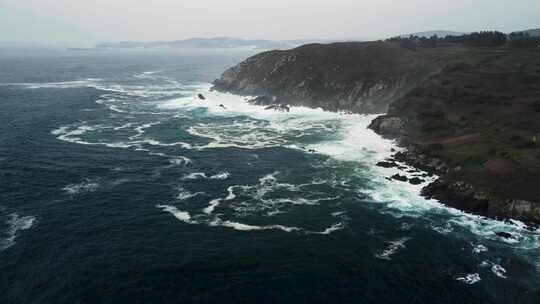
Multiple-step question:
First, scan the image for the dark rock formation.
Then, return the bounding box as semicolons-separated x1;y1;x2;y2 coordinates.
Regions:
372;47;540;225
198;94;206;100
265;104;290;112
376;161;398;168
214;41;442;113
409;177;424;185
496;232;514;239
391;174;409;182
214;40;540;225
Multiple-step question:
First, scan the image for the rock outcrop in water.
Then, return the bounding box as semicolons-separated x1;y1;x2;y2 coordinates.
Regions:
214;41;441;113
214;40;540;225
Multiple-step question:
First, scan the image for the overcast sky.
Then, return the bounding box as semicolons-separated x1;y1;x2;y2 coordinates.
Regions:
1;0;539;47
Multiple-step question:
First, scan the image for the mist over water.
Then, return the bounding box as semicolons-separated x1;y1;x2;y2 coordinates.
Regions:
1;49;539;303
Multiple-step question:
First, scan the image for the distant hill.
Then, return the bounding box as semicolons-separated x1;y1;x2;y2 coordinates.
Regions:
521;28;540;37
399;30;466;38
96;37;333;50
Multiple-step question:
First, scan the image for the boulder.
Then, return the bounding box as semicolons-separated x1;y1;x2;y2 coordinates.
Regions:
391;174;408;182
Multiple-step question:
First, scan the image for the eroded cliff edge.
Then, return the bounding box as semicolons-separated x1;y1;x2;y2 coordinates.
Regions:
213;41;540;225
214;41;442;113
370;48;540;225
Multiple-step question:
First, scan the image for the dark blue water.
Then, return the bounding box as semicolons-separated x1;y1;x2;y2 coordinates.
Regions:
1;48;539;304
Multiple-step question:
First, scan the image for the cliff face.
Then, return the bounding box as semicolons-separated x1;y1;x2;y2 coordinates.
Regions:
214;41;441;113
214;41;540;225
370;48;540;224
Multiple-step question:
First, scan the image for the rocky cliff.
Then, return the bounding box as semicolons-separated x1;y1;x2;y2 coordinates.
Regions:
370;47;540;225
214;41;540;225
214;41;441;113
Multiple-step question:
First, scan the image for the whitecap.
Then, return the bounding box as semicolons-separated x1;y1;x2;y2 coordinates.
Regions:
456;273;481;285
472;244;488;254
375;237;411;260
176;187;205;200
308;222;345;235
63;180;100;195
480;261;508;279
182;172;230;180
156;205;194;224
0;213;36;251
203;199;222;215
209;217;300;232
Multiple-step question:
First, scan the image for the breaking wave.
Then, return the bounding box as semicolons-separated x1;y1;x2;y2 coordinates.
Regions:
40;76;539;256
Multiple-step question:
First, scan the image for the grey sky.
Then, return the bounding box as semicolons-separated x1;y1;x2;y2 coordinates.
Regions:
1;0;539;47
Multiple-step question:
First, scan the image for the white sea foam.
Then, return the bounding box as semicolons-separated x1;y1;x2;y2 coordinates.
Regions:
375;237;411;260
156;205;194;224
0;213;36;251
176;187;205;200
209;217;300;232
309;222;345;235
169;156;192;166
472;244;488;254
456;273;482;285
46;80;540;247
63;180;100;194
13;78;102;89
480;261;508;279
203;186;237;215
182;172;230;180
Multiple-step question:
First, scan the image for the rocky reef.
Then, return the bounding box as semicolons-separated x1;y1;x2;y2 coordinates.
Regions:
214;41;540;225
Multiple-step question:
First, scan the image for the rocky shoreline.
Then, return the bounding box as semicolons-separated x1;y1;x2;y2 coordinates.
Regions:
369;135;540;228
214;41;540;227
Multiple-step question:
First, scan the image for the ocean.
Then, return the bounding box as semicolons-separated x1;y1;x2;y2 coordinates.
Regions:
0;48;539;303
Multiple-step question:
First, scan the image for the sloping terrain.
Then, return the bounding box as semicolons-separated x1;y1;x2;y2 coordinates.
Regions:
214;41;442;113
370;48;540;223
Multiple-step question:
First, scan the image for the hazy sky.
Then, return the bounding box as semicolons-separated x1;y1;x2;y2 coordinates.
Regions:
1;0;539;47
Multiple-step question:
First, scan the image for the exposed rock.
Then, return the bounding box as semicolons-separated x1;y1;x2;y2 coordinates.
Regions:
198;94;206;100
495;232;514;239
214;40;540;225
409;177;424;185
369;116;405;137
376;161;398;168
391;174;409;182
265;104;290;112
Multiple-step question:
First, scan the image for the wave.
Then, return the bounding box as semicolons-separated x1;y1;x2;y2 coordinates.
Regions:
209;217;301;232
8;78;103;89
456;273;481;285
182;172;230;181
375;237;411;260
176;187;205;200
203;186;237;215
63;180;100;195
45;79;540;252
156;205;195;224
480;261;508;279
0;213;36;251
308;222;345;235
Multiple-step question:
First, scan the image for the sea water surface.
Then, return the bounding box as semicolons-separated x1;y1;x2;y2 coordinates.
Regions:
0;48;539;303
